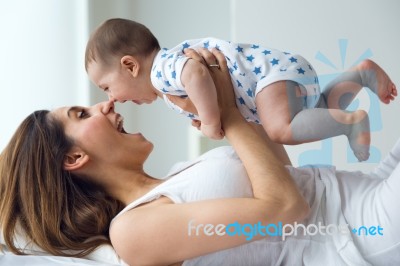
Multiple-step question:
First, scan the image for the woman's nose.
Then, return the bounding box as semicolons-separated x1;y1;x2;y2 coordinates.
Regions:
108;94;117;102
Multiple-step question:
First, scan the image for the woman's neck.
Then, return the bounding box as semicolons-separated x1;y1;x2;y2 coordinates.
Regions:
100;167;164;206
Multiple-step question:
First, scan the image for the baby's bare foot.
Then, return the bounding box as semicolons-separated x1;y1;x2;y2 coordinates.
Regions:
347;110;370;162
358;59;397;104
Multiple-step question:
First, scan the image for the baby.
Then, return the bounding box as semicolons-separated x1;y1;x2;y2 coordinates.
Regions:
85;18;397;162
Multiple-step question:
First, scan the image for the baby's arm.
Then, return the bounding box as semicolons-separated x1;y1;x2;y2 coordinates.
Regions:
181;59;224;140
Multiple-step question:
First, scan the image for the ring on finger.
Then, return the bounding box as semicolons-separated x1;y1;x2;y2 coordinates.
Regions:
208;64;220;69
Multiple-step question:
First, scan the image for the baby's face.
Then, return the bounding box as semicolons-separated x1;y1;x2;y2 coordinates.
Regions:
87;61;158;105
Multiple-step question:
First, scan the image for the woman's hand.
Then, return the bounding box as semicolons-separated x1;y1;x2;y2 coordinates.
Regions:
184;48;243;131
168;48;240;133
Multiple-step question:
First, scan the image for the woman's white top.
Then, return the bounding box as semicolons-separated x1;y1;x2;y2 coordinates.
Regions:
114;141;400;266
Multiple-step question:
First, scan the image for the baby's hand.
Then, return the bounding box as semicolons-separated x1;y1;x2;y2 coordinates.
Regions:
201;123;225;140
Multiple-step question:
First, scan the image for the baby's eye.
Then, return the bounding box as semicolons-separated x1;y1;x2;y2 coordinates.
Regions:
77;109;89;119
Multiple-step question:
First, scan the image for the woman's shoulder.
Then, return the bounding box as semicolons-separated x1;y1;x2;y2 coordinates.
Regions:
166;146;238;176
198;146;239;160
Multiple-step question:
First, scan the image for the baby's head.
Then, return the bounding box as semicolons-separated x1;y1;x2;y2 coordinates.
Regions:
85;18;160;70
85;18;161;104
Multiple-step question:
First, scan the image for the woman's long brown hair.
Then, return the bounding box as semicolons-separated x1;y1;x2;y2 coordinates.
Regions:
0;110;122;256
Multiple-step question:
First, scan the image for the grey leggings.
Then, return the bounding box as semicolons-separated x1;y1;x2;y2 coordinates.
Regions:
284;79;370;161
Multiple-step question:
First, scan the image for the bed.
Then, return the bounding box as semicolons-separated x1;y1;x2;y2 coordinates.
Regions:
0;228;127;266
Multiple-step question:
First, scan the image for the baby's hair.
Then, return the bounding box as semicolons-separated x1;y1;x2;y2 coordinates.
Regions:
85;18;160;70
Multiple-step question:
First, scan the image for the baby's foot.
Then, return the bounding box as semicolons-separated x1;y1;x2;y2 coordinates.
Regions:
347;110;370;162
358;59;397;104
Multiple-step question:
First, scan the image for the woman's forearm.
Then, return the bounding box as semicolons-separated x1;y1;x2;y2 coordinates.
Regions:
249;122;292;165
208;47;309;222
223;108;309;222
223;111;294;197
183;47;309;221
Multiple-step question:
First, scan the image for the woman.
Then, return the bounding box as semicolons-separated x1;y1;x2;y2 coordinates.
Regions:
0;49;399;266
0;48;306;264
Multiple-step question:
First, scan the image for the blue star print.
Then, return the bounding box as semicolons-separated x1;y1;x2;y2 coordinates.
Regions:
182;42;190;50
297;68;305;74
246;88;253;97
253;67;261;75
246;55;255;62
152;38;321;126
270;58;279;66
236;45;244;53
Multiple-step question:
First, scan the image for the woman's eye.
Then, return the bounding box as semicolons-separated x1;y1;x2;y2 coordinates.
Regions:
78;109;88;119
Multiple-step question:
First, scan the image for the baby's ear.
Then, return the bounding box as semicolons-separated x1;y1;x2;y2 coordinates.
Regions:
121;55;139;77
63;150;89;171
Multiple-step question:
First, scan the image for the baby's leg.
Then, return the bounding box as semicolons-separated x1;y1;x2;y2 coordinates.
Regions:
323;59;397;109
256;81;371;161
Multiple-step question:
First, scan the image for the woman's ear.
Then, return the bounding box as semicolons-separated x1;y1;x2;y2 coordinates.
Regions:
121;55;140;77
63;151;89;171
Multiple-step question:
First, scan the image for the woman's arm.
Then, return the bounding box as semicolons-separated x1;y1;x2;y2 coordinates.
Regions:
110;49;309;266
249;122;292;166
205;47;302;205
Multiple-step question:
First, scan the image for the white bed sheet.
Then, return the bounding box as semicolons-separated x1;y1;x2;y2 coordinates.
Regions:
1;226;127;266
0;253;121;266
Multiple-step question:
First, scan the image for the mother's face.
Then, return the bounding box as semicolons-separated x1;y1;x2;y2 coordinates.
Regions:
51;101;153;169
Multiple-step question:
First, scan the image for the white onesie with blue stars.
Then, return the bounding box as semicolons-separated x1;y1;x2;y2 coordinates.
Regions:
150;37;321;124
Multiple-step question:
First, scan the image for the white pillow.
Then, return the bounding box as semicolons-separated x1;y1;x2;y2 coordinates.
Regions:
0;224;127;266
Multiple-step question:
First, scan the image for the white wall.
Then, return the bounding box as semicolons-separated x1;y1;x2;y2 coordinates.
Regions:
0;0;89;148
